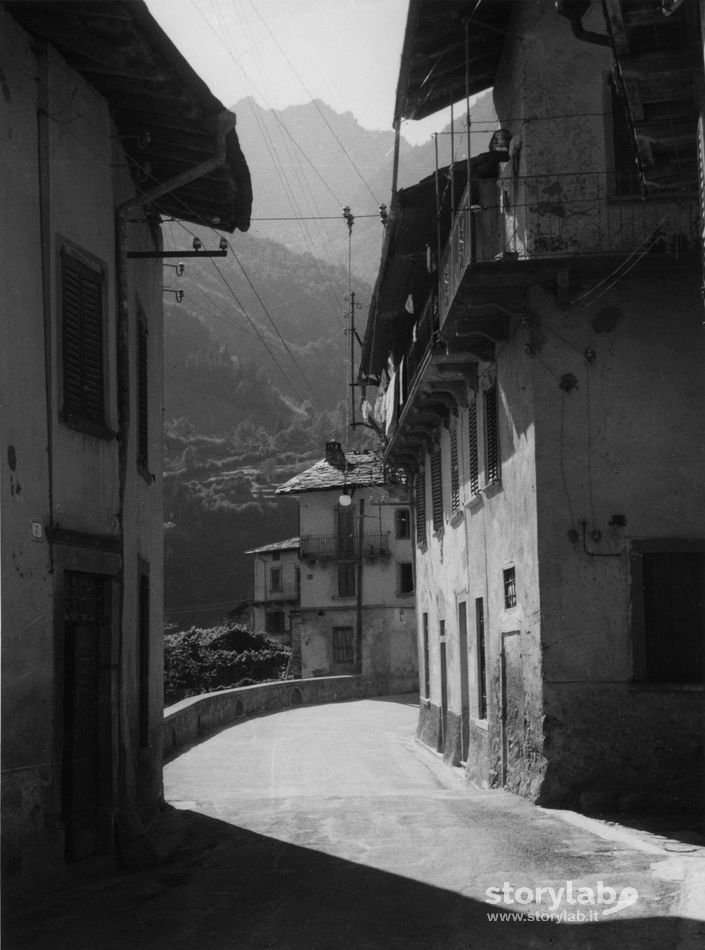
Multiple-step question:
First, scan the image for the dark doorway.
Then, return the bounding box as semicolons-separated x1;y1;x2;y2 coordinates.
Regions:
438;622;447;754
458;602;470;763
62;571;111;861
642;552;705;683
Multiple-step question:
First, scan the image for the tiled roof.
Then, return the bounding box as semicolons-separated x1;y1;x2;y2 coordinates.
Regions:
276;452;386;495
245;537;300;555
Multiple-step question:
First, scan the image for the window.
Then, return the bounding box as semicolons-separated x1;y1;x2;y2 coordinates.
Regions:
61;248;106;430
485;384;500;485
415;470;426;545
430;451;443;532
468;400;480;496
137;315;148;471
503;567;517;609
338;562;356;597
422;612;430;697
138;572;150;748
450;425;460;514
395;508;411;539
272;551;281;561
475;597;487;719
398;562;414;594
333;626;354;665
639;551;705;683
270;566;282;593
337;503;355;557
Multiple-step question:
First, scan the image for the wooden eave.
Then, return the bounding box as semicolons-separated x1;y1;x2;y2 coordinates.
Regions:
6;0;252;231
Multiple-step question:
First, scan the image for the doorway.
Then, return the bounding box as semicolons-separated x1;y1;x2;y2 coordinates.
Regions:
62;571;111;860
458;601;470;763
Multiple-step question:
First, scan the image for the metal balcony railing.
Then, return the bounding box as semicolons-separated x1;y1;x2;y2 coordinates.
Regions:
299;532;391;560
439;173;699;328
248;583;300;604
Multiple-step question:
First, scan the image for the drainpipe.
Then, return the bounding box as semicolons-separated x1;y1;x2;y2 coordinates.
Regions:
113;108;235;825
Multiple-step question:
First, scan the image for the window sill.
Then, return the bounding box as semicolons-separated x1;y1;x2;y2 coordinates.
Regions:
465;494;483;513
396;589;415;597
61;414;117;441
471;717;489;732
449;509;464;528
483;480;503;499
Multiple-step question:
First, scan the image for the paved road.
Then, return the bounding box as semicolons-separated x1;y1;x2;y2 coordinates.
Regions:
5;696;704;949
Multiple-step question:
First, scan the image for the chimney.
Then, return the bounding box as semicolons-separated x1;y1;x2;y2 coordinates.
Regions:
325;441;347;469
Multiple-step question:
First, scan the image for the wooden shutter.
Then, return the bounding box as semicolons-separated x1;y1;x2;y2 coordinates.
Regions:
450;426;460;514
431;451;443;532
415;470;426;545
62;252;105;426
468;400;479;495
137;318;149;468
485;384;500;485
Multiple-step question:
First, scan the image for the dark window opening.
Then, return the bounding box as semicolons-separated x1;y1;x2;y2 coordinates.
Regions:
333;626;354;664
640;551;704;683
399;562;414;594
338;562;356;597
422;612;430;697
337;503;355;557
266;611;286;636
396;508;411;539
270;567;282;593
503;567;517;609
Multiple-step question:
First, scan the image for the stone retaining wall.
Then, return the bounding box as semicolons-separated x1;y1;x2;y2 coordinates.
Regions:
163;673;417;761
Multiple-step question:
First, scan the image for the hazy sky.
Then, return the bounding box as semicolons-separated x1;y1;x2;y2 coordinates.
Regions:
145;0;444;145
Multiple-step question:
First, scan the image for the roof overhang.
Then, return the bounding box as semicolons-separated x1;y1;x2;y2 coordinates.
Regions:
6;0;252;231
394;0;514;123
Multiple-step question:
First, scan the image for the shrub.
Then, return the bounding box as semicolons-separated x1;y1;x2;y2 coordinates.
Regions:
164;622;290;705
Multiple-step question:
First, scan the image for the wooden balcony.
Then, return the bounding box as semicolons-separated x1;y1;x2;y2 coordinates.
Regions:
299;532;391;562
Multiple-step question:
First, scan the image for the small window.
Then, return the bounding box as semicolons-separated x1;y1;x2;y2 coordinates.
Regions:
333;626;354;664
503;567;517;609
395;508;411;539
338;562;356;597
398;562;414;594
270;567;282;593
137;315;149;471
415;470;427;545
468;400;480;496
272;551;281;562
61;248;106;430
485;384;500;485
430;451;443;532
450;426;460;514
266;610;286;635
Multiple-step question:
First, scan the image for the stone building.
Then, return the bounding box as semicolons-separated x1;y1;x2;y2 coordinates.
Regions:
274;442;418;691
360;0;704;809
1;1;251;889
246;538;301;641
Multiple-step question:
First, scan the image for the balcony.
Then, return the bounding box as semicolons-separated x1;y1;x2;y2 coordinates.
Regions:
440;173;698;331
248;583;300;605
300;532;391;562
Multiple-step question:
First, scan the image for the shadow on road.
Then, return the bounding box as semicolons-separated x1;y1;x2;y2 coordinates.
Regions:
4;806;694;950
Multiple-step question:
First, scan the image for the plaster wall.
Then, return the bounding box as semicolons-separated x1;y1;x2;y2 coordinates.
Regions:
2;19;164;883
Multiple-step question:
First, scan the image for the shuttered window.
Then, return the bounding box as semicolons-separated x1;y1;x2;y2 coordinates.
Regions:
333;626;354;664
61;250;105;428
450;426;460;514
415;470;427;545
468;400;479;495
431;451;443;532
137;316;149;470
485;384;500;485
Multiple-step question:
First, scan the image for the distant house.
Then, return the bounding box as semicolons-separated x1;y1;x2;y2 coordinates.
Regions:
272;442;417;691
360;0;704;809
1;1;251;889
246;537;301;641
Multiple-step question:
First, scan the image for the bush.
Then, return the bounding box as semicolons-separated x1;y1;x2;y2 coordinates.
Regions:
164;622;290;705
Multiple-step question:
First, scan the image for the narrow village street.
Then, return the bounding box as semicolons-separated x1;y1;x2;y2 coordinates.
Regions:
6;696;704;949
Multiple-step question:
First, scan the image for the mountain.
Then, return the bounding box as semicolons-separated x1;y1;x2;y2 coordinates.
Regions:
162;93;498;627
